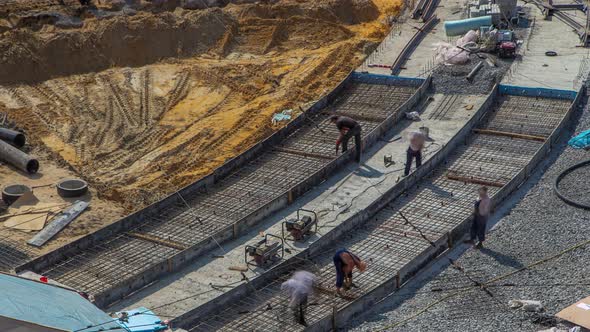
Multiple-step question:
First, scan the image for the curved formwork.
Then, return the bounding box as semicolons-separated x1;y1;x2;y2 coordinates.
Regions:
180;85;581;332
15;73;430;308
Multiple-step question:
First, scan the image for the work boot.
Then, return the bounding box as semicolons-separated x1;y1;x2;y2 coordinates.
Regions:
476;242;483;249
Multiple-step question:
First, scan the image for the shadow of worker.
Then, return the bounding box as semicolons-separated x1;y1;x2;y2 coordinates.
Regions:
480;247;525;269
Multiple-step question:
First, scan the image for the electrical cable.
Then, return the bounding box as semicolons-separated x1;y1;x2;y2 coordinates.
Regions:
554;159;590;209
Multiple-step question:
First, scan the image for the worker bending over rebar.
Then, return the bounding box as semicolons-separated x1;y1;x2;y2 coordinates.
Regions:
404;130;425;176
330;115;362;163
281;270;317;327
465;186;491;249
333;248;367;295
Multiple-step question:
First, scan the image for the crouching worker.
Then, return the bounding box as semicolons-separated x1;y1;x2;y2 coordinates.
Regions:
330;115;362;163
281;270;317;327
333;248;367;294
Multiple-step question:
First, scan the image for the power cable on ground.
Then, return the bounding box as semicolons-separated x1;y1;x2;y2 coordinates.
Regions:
554;159;590;209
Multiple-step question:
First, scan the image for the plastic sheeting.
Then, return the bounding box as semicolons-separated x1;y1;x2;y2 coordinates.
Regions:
0;273;124;331
568;129;590;149
435;30;480;65
116;307;168;332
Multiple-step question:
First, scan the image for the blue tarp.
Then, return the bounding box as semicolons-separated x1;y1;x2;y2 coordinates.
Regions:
0;273;123;331
569;129;590;149
116;307;168;332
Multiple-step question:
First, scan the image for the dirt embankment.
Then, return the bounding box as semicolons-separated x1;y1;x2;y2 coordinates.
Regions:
0;9;232;85
0;0;403;247
0;0;383;86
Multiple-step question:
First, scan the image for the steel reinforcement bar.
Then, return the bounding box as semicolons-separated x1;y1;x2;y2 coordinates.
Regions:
171;84;497;330
16;74;431;308
390;15;439;76
179;84;582;331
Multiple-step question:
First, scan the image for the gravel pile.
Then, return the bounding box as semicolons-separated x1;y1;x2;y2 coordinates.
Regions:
432;54;512;95
348;94;590;331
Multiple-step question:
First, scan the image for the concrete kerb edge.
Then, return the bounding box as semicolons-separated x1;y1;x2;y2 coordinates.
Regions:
172;83;491;330
498;84;578;100
310;85;584;331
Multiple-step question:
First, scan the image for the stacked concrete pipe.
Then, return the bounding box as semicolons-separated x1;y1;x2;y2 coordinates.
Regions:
0;133;38;174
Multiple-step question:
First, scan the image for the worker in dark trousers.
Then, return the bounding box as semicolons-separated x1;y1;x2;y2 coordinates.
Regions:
281;271;316;327
404;130;425;176
465;186;491;249
330;115;362;163
333;248;367;295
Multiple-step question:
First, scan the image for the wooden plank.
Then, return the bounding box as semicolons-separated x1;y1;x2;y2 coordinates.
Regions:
446;173;505;188
273;147;334;160
127;232;188;251
315;286;356;301
27;201;89;247
473;128;547;142
323;111;387;123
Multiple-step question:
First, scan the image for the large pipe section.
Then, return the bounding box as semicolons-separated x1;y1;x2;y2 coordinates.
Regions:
444;16;492;36
0;128;26;148
0;139;39;174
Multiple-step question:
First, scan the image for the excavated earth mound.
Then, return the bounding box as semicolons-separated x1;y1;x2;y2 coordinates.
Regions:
0;0;402;252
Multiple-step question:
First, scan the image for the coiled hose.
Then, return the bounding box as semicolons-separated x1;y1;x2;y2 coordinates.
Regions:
554;159;590;210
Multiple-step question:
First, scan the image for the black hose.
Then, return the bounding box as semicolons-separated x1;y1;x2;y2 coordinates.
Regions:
554;159;590;210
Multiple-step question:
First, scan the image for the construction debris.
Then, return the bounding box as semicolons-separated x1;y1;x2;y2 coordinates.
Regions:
27;200;89;247
405;111;421;121
1;191;65;231
272;109;293;126
508;299;544;312
228;266;248;272
466;61;485;82
556;296;590;330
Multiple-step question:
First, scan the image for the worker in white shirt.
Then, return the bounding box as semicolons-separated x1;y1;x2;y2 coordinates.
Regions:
281;270;317;326
404;130;425;176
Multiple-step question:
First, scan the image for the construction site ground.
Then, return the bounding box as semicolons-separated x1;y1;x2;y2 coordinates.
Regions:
500;1;589;90
0;0;404;254
3;0;589;331
146;0;590;330
108;91;485;317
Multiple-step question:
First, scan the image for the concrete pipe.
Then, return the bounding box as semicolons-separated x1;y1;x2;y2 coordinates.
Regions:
0;139;39;174
0;128;26;148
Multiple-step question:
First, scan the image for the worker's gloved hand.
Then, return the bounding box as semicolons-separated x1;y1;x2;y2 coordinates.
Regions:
335;146;339;155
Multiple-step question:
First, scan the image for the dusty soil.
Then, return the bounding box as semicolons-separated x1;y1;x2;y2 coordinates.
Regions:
0;0;403;253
